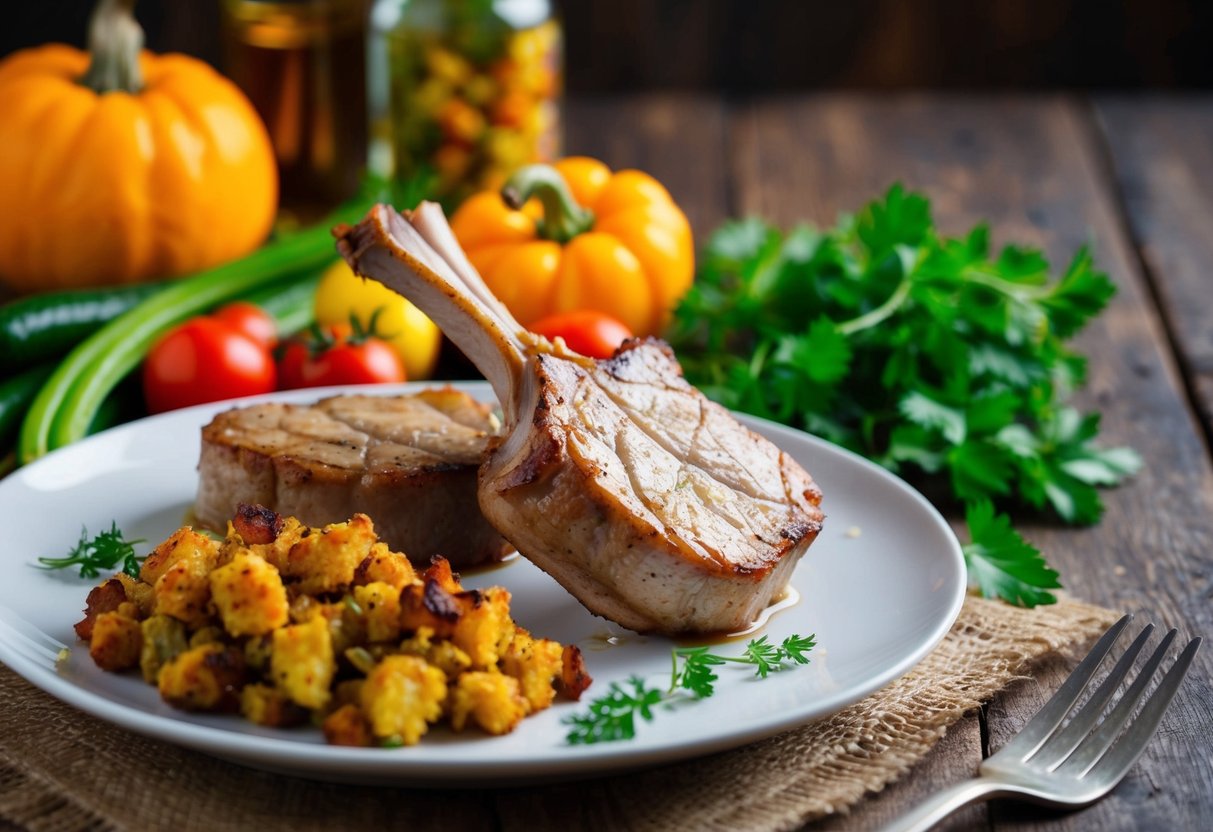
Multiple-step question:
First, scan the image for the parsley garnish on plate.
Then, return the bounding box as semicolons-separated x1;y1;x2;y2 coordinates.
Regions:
666;185;1140;607
37;522;145;579
564;634;816;745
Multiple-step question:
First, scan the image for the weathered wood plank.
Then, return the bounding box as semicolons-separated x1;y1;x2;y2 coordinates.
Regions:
1094;96;1213;435
727;93;1213;830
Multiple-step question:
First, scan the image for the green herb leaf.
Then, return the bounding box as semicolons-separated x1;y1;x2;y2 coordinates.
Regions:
36;522;146;579
564;676;663;745
963;500;1062;607
742;635;783;678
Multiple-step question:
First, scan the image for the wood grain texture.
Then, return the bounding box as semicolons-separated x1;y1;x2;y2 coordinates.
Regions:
1094;96;1213;435
725;94;1212;829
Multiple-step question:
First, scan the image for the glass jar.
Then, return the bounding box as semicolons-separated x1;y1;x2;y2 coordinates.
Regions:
367;0;561;207
220;0;369;223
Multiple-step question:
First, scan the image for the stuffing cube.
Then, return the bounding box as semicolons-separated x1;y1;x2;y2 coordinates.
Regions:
209;552;289;637
89;611;143;671
452;587;515;670
75;578;127;640
271;615;335;709
449;671;529;735
284;514;378;594
152;557;213;630
158;643;245;711
244;515;307;573
500;628;565;713
359;655;447;745
352;581;402;643
140;527;218;585
323;703;373;747
353;542;415;590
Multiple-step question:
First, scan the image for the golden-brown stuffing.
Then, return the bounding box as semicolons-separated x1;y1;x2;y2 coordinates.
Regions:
352;542;415;590
140;527;219;585
500;628;564;712
75;578;127;640
89;610;142;671
360;655;447;744
209;552;289;636
352;582;402;643
158;643;245;711
449;671;529;734
78;503;591;746
271;615;335;709
284;514;377;594
322;703;372;747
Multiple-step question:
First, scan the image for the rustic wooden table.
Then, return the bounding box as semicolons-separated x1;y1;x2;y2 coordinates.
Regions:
559;92;1213;830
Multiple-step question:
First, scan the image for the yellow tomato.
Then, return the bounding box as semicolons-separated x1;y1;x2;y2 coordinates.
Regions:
314;261;443;380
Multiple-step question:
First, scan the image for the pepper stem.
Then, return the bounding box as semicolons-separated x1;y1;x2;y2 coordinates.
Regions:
502;164;595;244
79;0;144;95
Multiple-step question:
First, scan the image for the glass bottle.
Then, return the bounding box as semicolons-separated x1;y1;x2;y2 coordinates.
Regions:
367;0;561;207
220;0;370;223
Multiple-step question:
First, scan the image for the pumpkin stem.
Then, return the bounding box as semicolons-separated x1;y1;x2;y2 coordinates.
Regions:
79;0;144;95
501;164;595;244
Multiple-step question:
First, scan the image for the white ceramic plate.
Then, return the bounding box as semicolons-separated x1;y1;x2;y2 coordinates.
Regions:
0;382;965;786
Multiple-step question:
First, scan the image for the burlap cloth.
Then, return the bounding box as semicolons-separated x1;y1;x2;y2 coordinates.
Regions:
0;594;1116;832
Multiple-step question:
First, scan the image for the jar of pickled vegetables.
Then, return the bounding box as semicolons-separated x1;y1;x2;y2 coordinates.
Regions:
367;0;561;206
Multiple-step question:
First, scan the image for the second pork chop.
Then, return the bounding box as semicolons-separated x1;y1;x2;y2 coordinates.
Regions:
195;389;511;568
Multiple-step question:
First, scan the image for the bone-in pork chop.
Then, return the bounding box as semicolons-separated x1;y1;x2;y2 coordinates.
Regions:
336;204;824;634
194;389;511;568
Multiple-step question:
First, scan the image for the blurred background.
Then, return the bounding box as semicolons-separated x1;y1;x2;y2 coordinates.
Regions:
4;0;1213;90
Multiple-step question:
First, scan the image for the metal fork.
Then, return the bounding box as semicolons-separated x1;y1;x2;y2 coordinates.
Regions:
882;614;1202;832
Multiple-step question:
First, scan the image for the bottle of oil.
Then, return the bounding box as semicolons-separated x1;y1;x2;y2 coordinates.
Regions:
220;0;370;223
367;0;561;208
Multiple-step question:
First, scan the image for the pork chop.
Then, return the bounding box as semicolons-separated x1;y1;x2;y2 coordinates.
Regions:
194;389;511;568
335;204;824;634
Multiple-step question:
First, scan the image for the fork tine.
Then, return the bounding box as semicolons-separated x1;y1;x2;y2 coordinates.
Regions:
1056;628;1179;776
1028;623;1155;769
1084;637;1202;785
995;614;1132;761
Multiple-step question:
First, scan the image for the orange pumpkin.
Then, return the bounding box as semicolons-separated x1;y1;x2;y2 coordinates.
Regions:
0;0;278;293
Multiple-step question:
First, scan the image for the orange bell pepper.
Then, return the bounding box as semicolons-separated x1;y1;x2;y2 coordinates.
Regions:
449;157;693;336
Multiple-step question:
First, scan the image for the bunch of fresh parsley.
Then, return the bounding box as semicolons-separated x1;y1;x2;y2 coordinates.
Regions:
666;185;1140;607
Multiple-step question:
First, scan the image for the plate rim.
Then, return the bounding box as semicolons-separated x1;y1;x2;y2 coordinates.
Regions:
0;381;967;784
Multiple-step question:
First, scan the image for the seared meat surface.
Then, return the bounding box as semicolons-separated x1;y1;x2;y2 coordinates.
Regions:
336;204;824;634
195;390;511;568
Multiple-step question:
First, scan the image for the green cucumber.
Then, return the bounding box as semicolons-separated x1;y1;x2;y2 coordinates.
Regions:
0;363;54;447
0;282;167;369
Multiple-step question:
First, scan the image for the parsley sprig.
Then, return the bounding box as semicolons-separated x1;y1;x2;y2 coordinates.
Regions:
37;522;145;579
666;185;1141;608
564;634;816;745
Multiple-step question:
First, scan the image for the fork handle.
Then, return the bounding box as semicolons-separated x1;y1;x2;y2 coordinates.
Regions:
880;777;1007;832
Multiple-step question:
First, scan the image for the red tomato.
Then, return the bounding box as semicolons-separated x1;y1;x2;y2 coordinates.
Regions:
278;328;405;390
143;318;277;413
212;301;277;349
529;310;634;359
